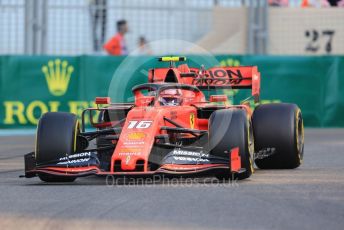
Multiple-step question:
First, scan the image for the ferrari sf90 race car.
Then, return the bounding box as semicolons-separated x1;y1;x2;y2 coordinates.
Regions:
24;57;304;182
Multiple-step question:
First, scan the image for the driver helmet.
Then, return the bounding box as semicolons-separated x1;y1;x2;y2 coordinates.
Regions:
159;89;183;106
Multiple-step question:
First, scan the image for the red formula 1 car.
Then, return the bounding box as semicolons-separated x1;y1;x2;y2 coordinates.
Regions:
24;56;304;182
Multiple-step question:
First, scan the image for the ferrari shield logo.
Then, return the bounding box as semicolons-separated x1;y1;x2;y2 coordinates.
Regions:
190;113;195;129
125;155;131;165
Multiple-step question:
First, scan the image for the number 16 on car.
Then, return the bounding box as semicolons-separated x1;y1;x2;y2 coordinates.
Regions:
127;120;153;129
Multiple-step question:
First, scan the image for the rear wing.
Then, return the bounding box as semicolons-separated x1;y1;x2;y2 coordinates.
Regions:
186;66;260;102
148;57;261;103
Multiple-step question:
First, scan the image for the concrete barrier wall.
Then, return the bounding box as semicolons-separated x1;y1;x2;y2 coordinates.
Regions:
193;7;344;55
269;8;344;55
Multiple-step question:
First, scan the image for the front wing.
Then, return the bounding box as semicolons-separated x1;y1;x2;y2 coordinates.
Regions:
24;148;244;179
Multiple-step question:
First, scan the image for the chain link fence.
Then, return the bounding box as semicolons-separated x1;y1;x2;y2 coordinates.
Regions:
2;0;342;56
0;0;259;55
0;0;26;54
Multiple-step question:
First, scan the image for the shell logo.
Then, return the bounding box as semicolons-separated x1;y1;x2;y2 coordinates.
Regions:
126;132;146;140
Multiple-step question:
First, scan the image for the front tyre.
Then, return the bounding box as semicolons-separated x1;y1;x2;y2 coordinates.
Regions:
209;109;254;180
36;112;79;182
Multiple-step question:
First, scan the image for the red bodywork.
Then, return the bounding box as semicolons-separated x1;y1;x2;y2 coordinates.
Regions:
26;61;260;178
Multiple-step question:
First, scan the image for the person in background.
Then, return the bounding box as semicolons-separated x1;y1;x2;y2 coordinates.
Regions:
137;36;153;55
103;19;128;55
301;0;330;7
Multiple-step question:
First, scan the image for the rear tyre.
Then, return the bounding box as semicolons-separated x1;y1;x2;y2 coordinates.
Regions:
36;112;79;182
209;109;254;180
252;103;304;169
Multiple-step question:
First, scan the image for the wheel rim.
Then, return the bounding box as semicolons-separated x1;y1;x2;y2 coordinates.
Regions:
248;121;255;173
296;112;304;160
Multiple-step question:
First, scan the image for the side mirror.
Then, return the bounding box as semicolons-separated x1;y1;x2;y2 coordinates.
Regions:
95;97;111;105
